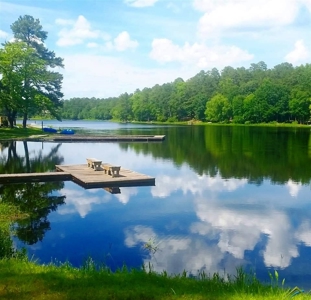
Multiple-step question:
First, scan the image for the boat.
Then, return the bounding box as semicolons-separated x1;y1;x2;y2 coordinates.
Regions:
43;127;57;133
60;129;75;135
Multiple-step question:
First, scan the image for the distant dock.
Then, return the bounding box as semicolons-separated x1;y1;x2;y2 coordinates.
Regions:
26;135;166;143
0;164;155;189
0;172;71;184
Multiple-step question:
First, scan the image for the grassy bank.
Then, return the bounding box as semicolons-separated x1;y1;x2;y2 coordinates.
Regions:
0;127;44;141
1;258;309;300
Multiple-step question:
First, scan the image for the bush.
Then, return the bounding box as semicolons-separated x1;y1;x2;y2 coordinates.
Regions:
167;116;178;122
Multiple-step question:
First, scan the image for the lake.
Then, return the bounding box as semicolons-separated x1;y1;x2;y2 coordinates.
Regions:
2;120;311;288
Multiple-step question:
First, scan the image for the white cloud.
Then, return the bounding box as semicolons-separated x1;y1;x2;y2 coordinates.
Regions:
57;187;111;218
124;0;159;7
124;225;157;247
285;40;310;64
60;53;192;98
87;42;98;48
296;221;311;246
194;198;300;268
113;31;138;51
150;39;253;68
286;179;302;197
194;0;305;37
124;225;228;275
114;187;138;204
56;15;100;47
151;172;247;198
0;29;9;39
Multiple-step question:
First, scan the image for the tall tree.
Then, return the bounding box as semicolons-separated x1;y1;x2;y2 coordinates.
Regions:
205;93;231;122
10;15;64;128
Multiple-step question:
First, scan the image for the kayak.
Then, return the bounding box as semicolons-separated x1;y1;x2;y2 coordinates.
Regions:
60;129;75;135
43;127;57;133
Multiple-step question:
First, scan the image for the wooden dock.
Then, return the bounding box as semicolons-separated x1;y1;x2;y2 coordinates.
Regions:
55;164;155;189
0;172;71;184
0;164;155;189
26;135;166;143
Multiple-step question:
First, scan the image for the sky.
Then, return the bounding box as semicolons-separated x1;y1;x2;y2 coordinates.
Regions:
0;0;310;99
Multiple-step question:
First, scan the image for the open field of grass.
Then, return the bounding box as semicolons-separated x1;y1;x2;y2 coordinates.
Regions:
0;127;44;140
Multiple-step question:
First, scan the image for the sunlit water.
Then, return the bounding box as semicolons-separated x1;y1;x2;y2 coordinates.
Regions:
4;121;311;288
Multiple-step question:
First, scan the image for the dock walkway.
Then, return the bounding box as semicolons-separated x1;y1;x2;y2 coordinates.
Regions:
26;135;165;143
0;164;155;189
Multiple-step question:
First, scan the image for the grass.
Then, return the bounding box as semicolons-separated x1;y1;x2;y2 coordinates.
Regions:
0;126;44;140
0;202;27;227
1;258;310;300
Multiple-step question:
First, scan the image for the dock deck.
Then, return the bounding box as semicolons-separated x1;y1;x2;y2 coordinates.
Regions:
0;164;155;189
56;164;155;189
26;135;165;143
0;172;71;184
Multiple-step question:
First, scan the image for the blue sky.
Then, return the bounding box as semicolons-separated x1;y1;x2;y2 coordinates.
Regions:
0;0;310;99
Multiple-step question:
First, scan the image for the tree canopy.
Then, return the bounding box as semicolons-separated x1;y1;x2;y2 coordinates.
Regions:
0;15;63;128
61;62;311;124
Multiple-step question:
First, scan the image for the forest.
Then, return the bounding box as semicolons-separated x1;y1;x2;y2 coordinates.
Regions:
62;62;311;124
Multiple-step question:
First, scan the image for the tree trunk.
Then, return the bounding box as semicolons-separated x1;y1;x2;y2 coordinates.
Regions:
23;141;30;173
7;110;17;128
23;113;28;128
7;116;14;128
8;141;18;160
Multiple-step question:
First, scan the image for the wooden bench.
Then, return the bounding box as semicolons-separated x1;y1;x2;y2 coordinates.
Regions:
86;158;102;171
102;164;121;177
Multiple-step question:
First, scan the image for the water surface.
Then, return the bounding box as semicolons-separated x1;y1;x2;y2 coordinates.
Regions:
2;121;311;288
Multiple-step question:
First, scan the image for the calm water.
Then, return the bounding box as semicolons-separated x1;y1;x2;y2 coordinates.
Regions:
2;121;311;288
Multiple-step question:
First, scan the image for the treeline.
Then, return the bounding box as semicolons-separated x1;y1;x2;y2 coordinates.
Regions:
62;62;311;124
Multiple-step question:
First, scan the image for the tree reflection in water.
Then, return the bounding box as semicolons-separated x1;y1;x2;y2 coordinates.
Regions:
0;141;66;250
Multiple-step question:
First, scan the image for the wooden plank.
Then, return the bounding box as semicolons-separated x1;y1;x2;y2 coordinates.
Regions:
56;164;155;189
0;172;72;184
0;164;155;188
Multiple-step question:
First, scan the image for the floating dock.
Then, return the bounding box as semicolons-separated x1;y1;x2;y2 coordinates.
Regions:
26;135;165;143
0;172;71;184
0;164;155;189
56;164;155;189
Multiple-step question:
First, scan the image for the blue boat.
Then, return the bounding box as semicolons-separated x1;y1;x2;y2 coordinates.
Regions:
43;127;57;133
60;129;75;135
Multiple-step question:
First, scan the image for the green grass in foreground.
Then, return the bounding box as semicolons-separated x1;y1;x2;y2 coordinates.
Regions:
0;258;310;300
0;127;43;140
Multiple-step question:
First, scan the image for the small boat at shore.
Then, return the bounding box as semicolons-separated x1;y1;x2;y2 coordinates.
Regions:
60;129;75;135
43;127;57;133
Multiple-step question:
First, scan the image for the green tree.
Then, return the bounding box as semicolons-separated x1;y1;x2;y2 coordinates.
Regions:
112;93;132;121
232;95;245;123
254;79;290;122
10;15;64;128
0;42;24;127
0;41;62;128
205;93;231;122
289;89;311;123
